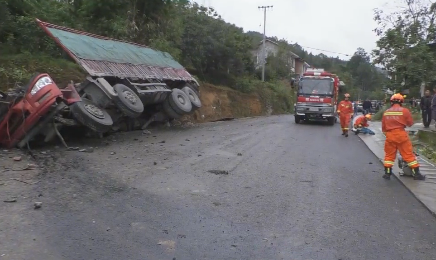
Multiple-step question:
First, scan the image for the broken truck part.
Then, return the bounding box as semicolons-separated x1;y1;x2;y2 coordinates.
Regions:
36;19;202;130
0;73;107;148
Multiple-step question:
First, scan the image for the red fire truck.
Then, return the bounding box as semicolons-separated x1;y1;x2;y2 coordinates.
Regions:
294;69;341;125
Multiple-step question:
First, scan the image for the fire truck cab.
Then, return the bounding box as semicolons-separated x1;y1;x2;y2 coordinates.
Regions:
294;68;339;125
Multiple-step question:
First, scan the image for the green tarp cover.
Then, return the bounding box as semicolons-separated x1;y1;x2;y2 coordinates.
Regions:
47;27;184;69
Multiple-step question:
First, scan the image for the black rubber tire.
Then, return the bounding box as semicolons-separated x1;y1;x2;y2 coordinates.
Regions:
163;98;182;119
327;117;335;125
186;82;200;94
70;99;113;133
113;83;144;118
295;116;301;124
182;86;201;109
168;88;192;114
398;159;403;169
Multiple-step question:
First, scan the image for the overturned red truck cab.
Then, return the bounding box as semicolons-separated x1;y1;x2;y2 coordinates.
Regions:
294;69;342;125
0;74;82;148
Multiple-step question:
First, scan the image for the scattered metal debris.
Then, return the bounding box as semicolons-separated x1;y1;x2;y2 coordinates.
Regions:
211;117;235;122
208;170;229;175
34;202;42;209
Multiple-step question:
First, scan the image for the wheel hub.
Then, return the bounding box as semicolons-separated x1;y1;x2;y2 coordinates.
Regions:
177;95;185;104
123;90;137;104
84;103;104;119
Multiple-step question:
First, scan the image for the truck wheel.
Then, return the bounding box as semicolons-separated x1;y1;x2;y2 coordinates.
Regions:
295;116;301;124
186;83;200;94
168;88;192;114
182;86;201;109
163;98;182;119
70;99;113;133
113;84;144;118
327;117;335;125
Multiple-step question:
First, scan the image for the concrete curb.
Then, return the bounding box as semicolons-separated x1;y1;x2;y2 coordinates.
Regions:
358;123;436;217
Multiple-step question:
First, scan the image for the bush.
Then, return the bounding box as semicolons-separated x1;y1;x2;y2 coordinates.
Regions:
372;105;388;121
234;77;256;93
255;80;294;114
0;53;84;91
372;104;422;122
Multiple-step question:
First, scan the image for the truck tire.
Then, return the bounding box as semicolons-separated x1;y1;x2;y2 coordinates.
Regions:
168;88;192;114
182;86;201;109
113;83;144;118
186;82;200;94
295;116;301;124
327;117;335;125
163;98;182;119
70;99;113;133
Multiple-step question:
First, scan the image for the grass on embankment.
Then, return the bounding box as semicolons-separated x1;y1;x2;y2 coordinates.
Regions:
0;53;85;91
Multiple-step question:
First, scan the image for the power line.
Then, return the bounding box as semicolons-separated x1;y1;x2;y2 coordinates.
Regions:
295;45;352;57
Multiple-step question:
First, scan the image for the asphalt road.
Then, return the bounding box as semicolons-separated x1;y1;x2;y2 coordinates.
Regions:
1;115;436;260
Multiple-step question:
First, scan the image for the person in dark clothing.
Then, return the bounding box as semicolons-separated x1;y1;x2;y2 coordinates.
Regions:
362;99;372;115
432;87;436;128
421;90;432;128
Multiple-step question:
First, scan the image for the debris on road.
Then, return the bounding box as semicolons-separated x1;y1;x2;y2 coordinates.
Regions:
3;198;17;203
208;170;229;175
79;148;94;153
13;156;22;161
34;202;42;209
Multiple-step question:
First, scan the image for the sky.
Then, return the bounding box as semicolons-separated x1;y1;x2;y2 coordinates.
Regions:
193;0;395;61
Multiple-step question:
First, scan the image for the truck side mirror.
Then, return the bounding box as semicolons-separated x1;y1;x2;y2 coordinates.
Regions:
290;79;295;88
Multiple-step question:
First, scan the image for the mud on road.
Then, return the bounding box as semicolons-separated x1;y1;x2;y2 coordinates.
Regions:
1;115;436;260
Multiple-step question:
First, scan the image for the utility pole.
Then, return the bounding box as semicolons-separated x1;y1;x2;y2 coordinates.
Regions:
258;5;273;82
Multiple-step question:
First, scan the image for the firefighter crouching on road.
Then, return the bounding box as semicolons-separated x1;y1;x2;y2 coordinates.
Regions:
337;93;353;137
382;93;425;180
353;114;375;135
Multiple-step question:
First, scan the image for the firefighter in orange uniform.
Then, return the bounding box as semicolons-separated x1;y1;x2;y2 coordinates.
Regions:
382;93;425;180
337;93;353;137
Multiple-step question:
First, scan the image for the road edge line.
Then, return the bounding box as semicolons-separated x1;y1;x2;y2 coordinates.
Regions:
357;134;436;217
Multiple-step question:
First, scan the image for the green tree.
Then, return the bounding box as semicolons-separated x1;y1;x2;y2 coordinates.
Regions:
373;0;436;92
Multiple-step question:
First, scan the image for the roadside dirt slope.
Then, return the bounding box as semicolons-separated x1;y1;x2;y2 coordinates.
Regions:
188;83;264;123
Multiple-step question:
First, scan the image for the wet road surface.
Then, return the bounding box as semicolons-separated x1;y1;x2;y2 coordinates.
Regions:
1;115;436;260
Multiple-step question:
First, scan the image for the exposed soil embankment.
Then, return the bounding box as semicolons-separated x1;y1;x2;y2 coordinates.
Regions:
187;83;264;123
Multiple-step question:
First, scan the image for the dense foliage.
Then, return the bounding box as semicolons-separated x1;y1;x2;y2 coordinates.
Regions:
373;0;436;97
0;0;386;100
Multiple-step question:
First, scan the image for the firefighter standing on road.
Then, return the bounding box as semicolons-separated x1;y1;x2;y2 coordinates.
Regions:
337;93;353;137
382;94;425;180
